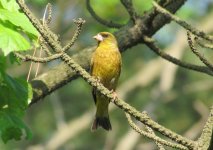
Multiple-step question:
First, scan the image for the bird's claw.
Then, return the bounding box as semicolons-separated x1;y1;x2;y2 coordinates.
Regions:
110;90;118;101
94;76;101;86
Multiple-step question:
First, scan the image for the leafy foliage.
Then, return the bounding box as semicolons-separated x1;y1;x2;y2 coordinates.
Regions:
0;61;32;143
0;0;19;11
0;56;33;143
0;0;36;143
0;24;31;55
0;0;38;55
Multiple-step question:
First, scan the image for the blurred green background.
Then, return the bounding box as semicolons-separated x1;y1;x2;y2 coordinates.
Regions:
1;0;213;149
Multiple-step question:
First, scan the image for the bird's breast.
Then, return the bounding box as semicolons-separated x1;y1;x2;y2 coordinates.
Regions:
92;48;121;88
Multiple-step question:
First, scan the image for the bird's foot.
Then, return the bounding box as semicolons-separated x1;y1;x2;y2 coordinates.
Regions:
94;76;101;86
110;90;118;101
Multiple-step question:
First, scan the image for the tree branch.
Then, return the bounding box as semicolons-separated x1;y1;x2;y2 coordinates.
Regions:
120;0;138;21
62;18;85;52
187;31;213;71
125;113;187;150
14;52;62;63
197;106;213;149
86;0;124;28
145;126;165;150
144;39;213;76
153;1;213;42
195;37;213;50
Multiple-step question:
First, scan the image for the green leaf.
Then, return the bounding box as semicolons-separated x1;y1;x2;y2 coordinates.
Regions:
0;0;36;143
0;111;32;143
8;52;21;64
0;72;3;83
4;75;32;108
10;114;33;140
0;9;38;36
0;0;20;12
0;74;33;143
0;24;31;55
1;127;22;143
0;55;7;72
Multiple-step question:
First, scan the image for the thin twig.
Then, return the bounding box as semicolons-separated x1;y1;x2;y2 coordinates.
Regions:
14;52;62;63
153;1;213;42
62;18;85;52
145;126;165;150
197;106;213;149
39;39;52;56
120;0;138;21
125;113;187;150
144;38;213;76
187;31;213;71
45;3;52;25
195;37;213;50
86;0;124;28
42;3;59;45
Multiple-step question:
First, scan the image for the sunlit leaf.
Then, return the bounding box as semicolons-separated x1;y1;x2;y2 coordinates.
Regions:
0;9;38;36
0;24;31;55
0;0;19;12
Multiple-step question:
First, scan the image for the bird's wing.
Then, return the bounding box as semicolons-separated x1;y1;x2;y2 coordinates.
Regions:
118;60;122;77
117;52;122;79
90;56;97;104
90;56;94;74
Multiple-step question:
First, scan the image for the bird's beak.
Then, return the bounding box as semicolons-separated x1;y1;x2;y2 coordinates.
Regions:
93;34;103;42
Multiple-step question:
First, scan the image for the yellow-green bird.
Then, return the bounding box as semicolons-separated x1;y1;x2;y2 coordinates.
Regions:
91;32;122;131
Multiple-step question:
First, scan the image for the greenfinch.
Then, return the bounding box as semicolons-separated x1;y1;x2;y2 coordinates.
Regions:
91;32;122;131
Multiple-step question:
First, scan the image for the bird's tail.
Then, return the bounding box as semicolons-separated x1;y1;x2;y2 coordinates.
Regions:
91;93;111;131
91;116;112;131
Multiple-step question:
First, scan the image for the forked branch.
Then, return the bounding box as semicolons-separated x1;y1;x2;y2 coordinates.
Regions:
187;31;213;71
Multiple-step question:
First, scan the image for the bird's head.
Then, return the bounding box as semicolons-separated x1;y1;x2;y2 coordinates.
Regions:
93;32;117;46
